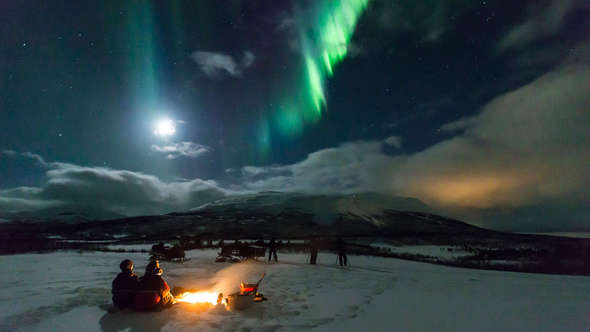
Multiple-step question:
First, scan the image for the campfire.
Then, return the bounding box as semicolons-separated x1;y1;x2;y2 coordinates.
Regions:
174;274;266;310
175;291;222;305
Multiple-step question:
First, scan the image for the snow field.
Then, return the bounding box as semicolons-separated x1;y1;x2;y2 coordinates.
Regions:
371;244;471;261
1;249;590;331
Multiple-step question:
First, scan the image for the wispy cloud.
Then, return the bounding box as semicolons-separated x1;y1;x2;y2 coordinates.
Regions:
366;0;477;45
20;152;50;167
2;150;16;157
241;51;255;68
384;136;402;149
497;0;580;52
151;142;211;159
0;161;229;216
191;51;255;78
2;150;51;167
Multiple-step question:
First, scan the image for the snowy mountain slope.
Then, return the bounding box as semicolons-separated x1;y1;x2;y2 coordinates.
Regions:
0;192;487;248
0;191;431;227
192;191;432;223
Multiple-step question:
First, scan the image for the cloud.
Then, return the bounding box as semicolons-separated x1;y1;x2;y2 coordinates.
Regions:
192;52;239;77
384;136;402;149
0;187;61;213
239;142;401;194
191;51;255;78
236;47;590;230
0;162;229;216
367;0;475;44
2;150;16;157
497;0;580;52
241;51;255;68
411;60;590;208
20;152;50;167
151;142;211;159
2;150;51;167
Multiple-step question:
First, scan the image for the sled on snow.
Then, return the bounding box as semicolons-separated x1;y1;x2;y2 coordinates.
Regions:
149;244;188;263
224;273;267;310
215;243;266;262
240;273;265;295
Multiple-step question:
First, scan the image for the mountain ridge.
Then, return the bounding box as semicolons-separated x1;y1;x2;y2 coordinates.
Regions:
188;191;433;225
0;192;489;242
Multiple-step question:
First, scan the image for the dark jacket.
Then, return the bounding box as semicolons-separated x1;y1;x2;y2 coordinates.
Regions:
112;271;139;309
134;273;174;310
139;274;170;295
336;238;346;253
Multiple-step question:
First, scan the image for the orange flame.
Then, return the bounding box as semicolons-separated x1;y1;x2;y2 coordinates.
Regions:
176;291;219;305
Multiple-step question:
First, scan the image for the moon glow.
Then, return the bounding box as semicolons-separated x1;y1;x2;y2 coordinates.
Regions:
154;118;175;137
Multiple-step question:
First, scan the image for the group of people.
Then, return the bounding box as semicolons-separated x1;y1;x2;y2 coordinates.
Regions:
307;237;348;266
266;237;348;266
112;237;349;310
111;259;175;311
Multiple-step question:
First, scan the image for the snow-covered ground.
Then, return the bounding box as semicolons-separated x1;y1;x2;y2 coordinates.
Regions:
371;243;471;261
105;244;153;251
2;249;590;331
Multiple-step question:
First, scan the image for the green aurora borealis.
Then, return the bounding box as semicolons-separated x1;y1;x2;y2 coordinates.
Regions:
303;0;369;113
272;0;369;138
119;0;370;155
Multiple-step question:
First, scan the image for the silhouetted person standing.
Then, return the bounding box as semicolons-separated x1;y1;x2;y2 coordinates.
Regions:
309;238;319;265
268;238;278;262
336;237;347;266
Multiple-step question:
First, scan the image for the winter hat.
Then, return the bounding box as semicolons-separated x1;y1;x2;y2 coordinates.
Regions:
146;260;163;275
119;259;134;272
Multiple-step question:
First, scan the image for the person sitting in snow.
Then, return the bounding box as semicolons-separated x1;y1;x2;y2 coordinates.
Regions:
112;259;140;309
134;260;175;311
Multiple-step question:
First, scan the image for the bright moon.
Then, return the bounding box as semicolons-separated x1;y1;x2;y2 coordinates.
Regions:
154;119;175;137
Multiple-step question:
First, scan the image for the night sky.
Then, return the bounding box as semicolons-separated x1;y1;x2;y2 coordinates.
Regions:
1;0;589;232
